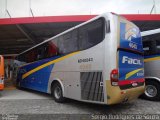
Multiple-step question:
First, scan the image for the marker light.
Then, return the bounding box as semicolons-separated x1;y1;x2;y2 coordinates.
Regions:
110;69;119;86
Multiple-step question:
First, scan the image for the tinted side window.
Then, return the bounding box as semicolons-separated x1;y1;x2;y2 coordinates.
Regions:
79;18;104;50
47;39;59;58
156;40;160;54
18;54;26;62
36;44;49;60
143;40;156;56
58;30;78;54
18;41;59;63
17;18;105;62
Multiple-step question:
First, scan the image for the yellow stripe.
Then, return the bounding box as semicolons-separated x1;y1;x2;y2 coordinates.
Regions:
22;51;79;79
125;68;143;79
144;56;160;62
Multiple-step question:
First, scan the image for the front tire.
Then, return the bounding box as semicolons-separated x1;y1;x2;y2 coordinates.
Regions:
51;82;65;103
142;80;160;101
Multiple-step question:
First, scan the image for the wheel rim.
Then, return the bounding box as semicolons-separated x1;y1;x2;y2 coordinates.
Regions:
54;86;61;99
145;85;157;98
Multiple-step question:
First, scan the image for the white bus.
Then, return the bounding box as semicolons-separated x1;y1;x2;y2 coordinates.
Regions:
15;13;145;105
142;38;160;101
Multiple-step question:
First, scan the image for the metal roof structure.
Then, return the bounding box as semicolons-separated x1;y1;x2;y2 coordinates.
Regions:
0;14;160;55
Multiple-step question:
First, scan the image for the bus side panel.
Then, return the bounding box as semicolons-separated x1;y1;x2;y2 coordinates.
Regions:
18;58;54;93
0;56;4;90
48;41;105;103
144;56;160;78
48;71;85;101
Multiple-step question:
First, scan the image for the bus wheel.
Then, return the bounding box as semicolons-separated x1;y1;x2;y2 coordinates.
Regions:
143;80;160;101
51;82;65;103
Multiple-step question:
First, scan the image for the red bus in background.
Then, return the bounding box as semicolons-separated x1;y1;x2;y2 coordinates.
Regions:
0;55;4;90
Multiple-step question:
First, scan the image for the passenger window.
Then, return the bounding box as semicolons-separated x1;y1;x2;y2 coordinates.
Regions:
79;18;104;50
58;36;65;54
143;40;156;56
36;45;45;60
17;18;105;63
37;48;42;60
47;40;58;57
156;40;160;54
19;54;26;62
58;31;78;54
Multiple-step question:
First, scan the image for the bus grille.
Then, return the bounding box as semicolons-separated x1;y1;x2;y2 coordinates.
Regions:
80;72;104;102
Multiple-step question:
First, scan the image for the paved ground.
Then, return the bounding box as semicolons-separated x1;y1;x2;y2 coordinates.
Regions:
0;88;160;115
1;88;51;100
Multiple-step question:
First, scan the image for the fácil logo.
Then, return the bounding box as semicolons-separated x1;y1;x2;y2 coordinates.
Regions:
122;56;142;65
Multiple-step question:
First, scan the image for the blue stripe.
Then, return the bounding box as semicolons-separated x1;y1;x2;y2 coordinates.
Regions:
20;64;54;92
21;55;61;72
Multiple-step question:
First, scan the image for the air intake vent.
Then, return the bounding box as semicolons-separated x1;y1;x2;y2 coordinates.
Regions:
80;72;104;102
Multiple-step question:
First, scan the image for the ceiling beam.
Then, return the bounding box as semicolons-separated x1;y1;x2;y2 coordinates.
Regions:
0;42;33;46
0;50;23;54
16;24;36;44
0;45;31;49
141;28;160;37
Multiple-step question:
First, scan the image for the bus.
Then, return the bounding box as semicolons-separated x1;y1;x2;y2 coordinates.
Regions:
14;13;145;105
0;55;4;91
142;38;160;101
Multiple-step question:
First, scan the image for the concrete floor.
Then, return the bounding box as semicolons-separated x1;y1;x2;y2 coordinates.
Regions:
0;88;160;120
0;88;52;100
0;88;159;114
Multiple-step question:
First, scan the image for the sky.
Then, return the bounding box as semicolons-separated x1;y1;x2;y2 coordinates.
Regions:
0;0;160;18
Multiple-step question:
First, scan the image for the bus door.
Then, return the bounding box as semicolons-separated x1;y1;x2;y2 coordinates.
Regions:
0;55;4;90
117;21;144;90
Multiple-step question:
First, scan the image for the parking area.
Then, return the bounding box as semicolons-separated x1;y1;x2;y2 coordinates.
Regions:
0;88;160;115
